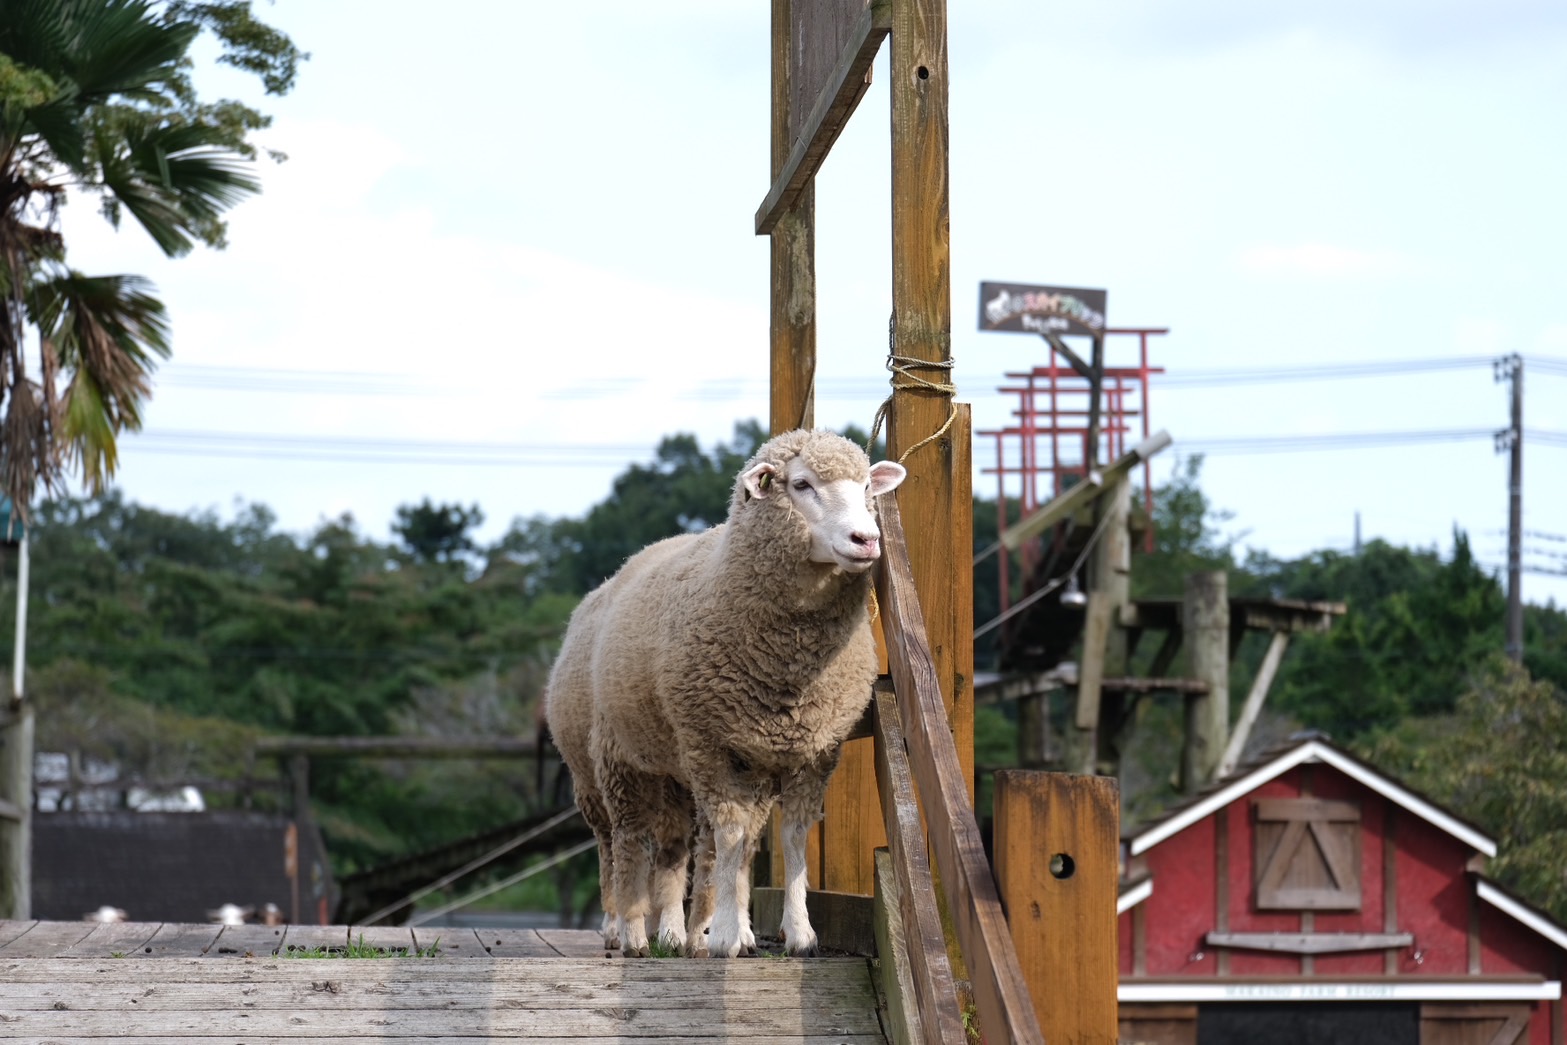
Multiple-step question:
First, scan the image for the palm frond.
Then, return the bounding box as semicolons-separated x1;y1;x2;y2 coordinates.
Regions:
60;365;117;494
29;270;169;494
96;118;259;254
64;0;195;104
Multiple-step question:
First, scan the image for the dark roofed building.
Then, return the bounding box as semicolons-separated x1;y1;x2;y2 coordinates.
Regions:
34;811;333;925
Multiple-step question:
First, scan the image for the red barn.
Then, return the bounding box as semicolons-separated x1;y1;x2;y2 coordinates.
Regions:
1118;735;1566;1045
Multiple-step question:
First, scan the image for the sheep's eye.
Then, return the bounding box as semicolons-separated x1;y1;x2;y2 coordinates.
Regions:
792;479;812;492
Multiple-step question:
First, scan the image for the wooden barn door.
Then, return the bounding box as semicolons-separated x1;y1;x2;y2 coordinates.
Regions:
1119;1003;1197;1045
1419;1003;1530;1045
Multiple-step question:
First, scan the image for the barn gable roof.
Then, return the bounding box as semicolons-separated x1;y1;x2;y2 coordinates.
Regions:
1475;874;1567;953
1124;736;1497;859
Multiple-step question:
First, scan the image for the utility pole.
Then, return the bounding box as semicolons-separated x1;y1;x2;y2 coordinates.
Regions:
1494;355;1523;663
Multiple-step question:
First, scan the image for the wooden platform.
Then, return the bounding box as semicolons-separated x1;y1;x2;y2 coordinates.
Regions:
0;921;888;1043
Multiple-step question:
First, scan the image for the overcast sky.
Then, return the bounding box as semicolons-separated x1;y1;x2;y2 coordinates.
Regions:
59;1;1567;606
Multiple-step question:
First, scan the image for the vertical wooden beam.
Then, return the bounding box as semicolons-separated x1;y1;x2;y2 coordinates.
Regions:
1132;902;1147;977
1092;479;1133;776
0;707;32;919
1182;571;1229;791
769;185;817;433
768;0;821;890
1384;803;1399;975
769;0;817;436
820;740;886;894
888;0;960;772
949;405;975;802
1468;884;1482;975
995;771;1119;1045
1215;805;1230;976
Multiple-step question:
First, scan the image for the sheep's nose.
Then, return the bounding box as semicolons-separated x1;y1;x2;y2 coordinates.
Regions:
850;530;880;557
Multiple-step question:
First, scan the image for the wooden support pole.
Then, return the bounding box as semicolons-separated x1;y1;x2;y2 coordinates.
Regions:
1093;480;1134;776
0;707;31;919
768;0;817;436
767;0;824;891
1217;630;1290;778
888;0;963;773
995;771;1120;1045
1182;570;1230;791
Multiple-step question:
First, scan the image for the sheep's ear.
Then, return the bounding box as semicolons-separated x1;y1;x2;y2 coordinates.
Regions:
868;461;907;497
742;462;779;500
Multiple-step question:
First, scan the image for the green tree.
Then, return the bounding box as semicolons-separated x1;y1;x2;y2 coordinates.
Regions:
1259;533;1505;737
500;420;767;595
1130;454;1242;599
1361;661;1567;921
392;498;485;566
0;0;302;508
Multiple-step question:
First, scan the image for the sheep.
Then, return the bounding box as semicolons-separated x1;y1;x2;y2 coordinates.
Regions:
544;428;905;958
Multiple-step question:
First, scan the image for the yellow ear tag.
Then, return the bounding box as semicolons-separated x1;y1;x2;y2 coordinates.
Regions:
759;472;772;492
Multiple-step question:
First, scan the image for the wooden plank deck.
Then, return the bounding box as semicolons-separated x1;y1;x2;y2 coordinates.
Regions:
0;922;888;1043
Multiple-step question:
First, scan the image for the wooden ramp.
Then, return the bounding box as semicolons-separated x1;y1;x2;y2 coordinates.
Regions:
0;921;887;1043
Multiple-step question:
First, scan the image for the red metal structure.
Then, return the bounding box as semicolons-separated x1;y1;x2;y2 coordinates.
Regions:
980;328;1167;613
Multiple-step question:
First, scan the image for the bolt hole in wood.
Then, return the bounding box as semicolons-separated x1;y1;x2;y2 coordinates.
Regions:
916;65;929;80
1050;853;1076;880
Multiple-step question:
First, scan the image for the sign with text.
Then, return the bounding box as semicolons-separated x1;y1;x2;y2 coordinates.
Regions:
979;282;1108;339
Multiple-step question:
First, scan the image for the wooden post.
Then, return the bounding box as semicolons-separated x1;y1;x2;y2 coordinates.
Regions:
1182;570;1230;791
767;0;819;891
289;754;310;925
1092;479;1133;776
995;771;1120;1044
0;706;32;918
888;0;965;777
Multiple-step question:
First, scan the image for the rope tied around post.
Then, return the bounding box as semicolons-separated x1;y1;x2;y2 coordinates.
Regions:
868;315;958;463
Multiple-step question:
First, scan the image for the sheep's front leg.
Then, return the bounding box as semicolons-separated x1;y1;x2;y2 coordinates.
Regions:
778;813;818;956
780;777;833;958
705;801;761;958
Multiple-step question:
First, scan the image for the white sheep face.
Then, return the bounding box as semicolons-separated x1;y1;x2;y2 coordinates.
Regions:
742;457;907;573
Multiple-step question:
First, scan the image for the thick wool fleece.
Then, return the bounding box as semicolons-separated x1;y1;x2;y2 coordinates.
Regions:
543;429;884;949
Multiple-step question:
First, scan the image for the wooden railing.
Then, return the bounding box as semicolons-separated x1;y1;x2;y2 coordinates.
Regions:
873;494;1046;1045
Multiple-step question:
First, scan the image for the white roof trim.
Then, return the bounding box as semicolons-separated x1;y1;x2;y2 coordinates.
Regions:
1478;879;1567;952
1121;980;1561;1003
1128;739;1496;858
1118;877;1152;915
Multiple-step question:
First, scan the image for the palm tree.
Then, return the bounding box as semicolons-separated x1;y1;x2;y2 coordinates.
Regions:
0;0;299;513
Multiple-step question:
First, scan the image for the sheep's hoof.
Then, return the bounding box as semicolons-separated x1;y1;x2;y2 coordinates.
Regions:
704;933;744;959
782;925;819;957
685;938;709;959
622;941;650;958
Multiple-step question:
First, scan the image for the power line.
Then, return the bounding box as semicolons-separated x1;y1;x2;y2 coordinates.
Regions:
1150;356;1495;386
1176;428;1496;455
123;424;1566;467
153;353;1567;400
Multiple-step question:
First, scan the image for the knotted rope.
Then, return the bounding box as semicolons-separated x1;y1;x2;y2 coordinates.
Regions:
868;315;958;463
